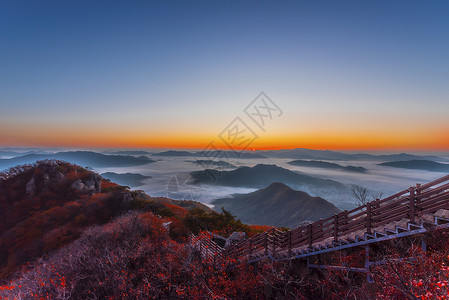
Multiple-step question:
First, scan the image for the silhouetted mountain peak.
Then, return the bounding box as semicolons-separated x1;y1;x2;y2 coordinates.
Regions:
253;164;281;170
213;183;340;228
266;181;291;190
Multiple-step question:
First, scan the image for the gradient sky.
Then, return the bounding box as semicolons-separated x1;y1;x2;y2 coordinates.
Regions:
1;0;448;151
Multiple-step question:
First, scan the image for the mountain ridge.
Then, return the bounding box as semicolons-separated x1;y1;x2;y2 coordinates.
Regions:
0;151;154;170
260;148;448;162
379;160;449;172
191;163;345;189
288;159;366;173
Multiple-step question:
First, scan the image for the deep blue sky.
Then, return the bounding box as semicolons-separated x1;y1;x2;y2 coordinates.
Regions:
1;1;448;149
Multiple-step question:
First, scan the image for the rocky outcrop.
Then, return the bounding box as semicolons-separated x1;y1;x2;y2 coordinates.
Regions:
71;180;85;192
26;177;36;196
122;192;133;205
19;161;103;196
71;174;102;193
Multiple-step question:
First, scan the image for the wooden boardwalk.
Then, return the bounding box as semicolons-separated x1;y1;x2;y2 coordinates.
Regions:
193;174;449;271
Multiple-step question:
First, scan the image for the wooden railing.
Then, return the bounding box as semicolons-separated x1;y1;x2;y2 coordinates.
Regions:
200;174;449;263
190;233;224;263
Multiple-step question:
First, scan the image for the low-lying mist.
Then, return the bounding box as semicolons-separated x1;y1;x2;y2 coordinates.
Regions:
1;149;447;211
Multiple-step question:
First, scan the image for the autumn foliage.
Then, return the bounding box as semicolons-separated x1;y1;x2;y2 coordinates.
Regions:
0;212;269;299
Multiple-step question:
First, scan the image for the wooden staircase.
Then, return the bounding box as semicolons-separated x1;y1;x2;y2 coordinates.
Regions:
192;174;449;268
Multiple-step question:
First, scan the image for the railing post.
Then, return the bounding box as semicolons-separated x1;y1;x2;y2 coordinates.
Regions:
409;186;416;223
333;213;338;242
288;231;292;258
366;203;372;234
416;183;421;211
308;223;313;248
264;232;268;256
248;239;252;262
365;245;372;283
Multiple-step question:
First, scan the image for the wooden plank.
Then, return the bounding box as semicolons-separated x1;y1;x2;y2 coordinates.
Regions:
420;174;449;190
366;202;372;234
418;183;449;200
334;214;338;241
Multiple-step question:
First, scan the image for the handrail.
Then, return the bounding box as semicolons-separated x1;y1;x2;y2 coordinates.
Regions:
195;174;449;264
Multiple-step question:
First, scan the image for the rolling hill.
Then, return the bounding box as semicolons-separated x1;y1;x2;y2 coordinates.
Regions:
100;172;152;187
190;164;344;189
192;160;236;169
379;160;449;172
288;159;366;173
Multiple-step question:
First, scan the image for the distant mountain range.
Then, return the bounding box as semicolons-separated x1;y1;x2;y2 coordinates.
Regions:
288;160;366;173
0;150;49;158
213;182;340;228
379;160;449;173
154;150;195;157
0;151;155;170
190;164;344;189
155;150;265;159
100;172;152;187
223;151;265;159
106;150;151;156
191;160;236;169
259;148;448;162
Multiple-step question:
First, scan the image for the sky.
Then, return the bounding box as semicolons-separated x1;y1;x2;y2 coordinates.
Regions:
0;0;448;151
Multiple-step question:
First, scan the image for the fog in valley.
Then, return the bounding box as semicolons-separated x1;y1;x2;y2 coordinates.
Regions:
2;148;447;211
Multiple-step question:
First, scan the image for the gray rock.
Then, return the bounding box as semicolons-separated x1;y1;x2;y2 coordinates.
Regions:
26;177;36;196
71;179;85;192
225;232;246;248
84;179;96;192
71;174;102;193
90;173;102;192
122;192;133;205
213;233;227;248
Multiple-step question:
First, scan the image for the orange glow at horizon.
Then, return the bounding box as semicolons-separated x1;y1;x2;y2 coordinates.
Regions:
1;124;448;151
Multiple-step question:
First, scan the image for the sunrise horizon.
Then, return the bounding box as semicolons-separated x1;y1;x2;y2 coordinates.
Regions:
2;1;448;154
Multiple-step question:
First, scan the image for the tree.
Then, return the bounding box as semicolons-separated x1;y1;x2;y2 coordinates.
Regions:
351;185;369;206
371;192;384;201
